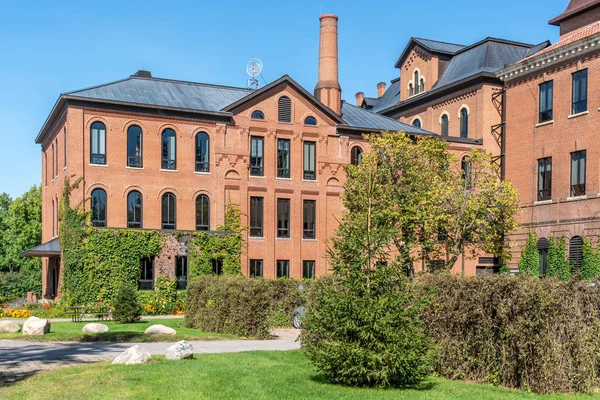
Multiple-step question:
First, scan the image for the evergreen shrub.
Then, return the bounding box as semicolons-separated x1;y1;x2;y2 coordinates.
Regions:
112;284;142;323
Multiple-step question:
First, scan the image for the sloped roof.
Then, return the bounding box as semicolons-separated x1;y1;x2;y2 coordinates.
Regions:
371;78;401;113
549;0;600;25
395;37;466;68
21;238;61;257
522;23;599;61
341;101;433;135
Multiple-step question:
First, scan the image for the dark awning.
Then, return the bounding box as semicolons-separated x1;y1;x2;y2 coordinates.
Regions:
21;238;61;257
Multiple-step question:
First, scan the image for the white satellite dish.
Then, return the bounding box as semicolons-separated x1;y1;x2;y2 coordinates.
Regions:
246;58;263;89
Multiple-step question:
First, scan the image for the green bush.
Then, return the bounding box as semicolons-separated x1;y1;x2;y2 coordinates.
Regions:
419;273;600;394
301;267;432;388
546;236;570;280
112;284;142;323
0;267;42;302
581;237;600;281
518;231;539;276
185;276;304;338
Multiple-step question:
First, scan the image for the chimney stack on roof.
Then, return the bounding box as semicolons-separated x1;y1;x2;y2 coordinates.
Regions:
355;92;365;107
314;14;342;115
377;82;387;98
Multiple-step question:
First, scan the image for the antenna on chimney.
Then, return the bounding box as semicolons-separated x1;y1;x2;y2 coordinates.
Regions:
246;58;263;90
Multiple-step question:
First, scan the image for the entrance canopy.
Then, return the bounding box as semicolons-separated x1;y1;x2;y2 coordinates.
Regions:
21;238;61;257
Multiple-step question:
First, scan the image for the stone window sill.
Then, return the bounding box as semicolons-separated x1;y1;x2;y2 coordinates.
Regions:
89;163;108;168
535;120;554;128
568;111;588;119
533;200;552;205
160;169;178;173
126;166;144;170
566;195;587;201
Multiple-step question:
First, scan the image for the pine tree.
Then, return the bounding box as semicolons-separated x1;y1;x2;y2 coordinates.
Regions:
547;236;570;281
112;284;142;323
518;231;539;276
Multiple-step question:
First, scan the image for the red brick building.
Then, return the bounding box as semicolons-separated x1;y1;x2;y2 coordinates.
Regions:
498;0;600;273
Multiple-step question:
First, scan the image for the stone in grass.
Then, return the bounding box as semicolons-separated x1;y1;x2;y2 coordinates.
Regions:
165;340;194;360
112;345;152;365
82;323;110;333
22;316;51;335
144;324;176;335
0;320;21;333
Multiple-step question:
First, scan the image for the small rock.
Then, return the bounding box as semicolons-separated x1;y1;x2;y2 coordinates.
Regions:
165;340;194;360
82;323;109;333
112;345;152;365
0;320;21;333
144;324;176;335
22;316;51;335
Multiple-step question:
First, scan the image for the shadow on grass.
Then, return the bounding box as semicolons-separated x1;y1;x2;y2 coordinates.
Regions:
309;374;437;392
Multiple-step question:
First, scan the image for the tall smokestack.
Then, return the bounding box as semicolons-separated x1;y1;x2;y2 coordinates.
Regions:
315;14;341;115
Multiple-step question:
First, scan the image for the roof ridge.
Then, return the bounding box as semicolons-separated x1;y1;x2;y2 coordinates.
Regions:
65;77;133;95
128;75;252;91
413;37;466;48
453;37;535;56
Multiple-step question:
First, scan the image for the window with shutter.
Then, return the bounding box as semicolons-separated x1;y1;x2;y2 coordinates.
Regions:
278;96;292;123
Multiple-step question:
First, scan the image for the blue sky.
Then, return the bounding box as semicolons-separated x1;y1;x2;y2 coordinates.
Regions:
0;0;567;198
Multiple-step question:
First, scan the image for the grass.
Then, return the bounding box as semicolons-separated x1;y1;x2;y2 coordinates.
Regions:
0;318;234;342
1;350;597;400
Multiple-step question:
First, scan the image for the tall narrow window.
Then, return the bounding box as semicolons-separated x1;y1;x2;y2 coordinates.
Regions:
412;119;421;128
195;132;210;172
278;96;292;123
303;141;316;180
351;146;363;166
539;81;553;123
44;153;48;186
127;191;143;228
538;157;552;201
161;193;176;230
414;71;420;94
441;114;449;136
571;150;586;197
460;108;469;138
420;78;424;93
55;139;58;177
161;128;176;170
51;143;55;180
537;238;549;277
277;260;290;278
303;200;316;239
250;136;264;176
572;69;588;115
139;257;154;290
461;156;472;189
63;127;67;168
212;259;223;275
196;194;210;231
51;199;55;237
409;83;414;97
570;236;583;271
176;256;188;290
277;198;290;238
250;197;263;237
90;122;106;165
303;260;316;279
277;138;290;178
91;188;107;227
250;259;263;277
127;125;143;168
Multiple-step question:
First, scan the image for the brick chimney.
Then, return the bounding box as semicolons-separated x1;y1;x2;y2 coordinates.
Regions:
549;0;600;38
377;82;387;98
355;92;364;107
314;14;342;115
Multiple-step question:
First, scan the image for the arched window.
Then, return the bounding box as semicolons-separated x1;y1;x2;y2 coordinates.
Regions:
461;156;472;189
251;110;264;120
195;132;210;172
161;128;176;170
90;121;106;165
409;83;414;97
278;96;292;123
414;71;420;94
196;194;210;231
127;125;143;168
420;78;425;93
441;114;449;136
44;152;48;186
161;193;176;230
51;199;55;237
460;108;469;138
351;146;363;166
570;236;583;271
412;119;422;129
51;143;55;180
127;191;142;228
537;238;549;276
304;116;317;126
91;188;107;227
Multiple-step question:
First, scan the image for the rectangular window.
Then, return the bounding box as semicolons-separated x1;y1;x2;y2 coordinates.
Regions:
250;136;264;176
571;150;586;197
303;141;316;180
139;257;154;290
539;81;553;123
302;260;315;279
175;256;188;290
63;127;67;168
250;259;263;277
55;140;58;177
537;157;552;201
250;197;264;237
277;138;290;178
303;200;316;239
277;198;290;238
212;259;223;275
277;260;290;278
51;144;55;180
572;69;588;115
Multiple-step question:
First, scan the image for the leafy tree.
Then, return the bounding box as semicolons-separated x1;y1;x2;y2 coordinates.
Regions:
546;236;570;281
580;237;600;281
518;231;539;276
112;284;142;323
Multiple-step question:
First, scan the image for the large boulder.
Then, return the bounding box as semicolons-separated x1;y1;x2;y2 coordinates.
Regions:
144;324;176;335
112;345;151;365
82;323;110;333
22;316;51;335
165;340;194;360
0;320;21;333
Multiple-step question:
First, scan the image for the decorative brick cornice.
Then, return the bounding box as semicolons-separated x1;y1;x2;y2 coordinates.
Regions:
432;90;477;109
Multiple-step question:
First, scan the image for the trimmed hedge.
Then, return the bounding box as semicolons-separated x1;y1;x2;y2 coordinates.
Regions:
419;274;600;394
185;276;305;339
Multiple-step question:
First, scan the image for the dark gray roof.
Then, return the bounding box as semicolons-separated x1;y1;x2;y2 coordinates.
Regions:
413;38;466;54
341;101;433;135
363;97;378;108
21;238;61;257
523;41;552;59
371;78;401;113
67;76;253;113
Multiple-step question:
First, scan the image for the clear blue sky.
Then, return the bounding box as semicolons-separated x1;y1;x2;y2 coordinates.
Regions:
0;0;567;198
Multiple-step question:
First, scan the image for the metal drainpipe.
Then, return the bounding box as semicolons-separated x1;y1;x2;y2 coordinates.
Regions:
501;85;507;181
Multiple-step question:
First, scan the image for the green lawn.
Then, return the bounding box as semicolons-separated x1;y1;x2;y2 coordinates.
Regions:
1;350;596;400
0;318;234;342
